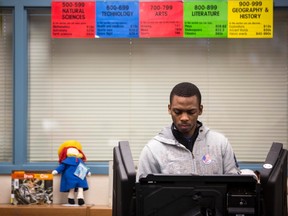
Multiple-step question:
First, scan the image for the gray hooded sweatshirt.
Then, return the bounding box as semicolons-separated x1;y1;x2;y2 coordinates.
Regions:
136;124;240;181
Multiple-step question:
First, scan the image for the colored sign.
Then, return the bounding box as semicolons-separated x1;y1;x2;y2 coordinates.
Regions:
51;1;95;38
51;0;273;39
184;0;228;38
96;1;139;38
139;1;183;38
228;0;273;38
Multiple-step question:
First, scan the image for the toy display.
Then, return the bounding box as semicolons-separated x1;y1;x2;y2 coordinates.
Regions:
52;140;90;206
11;170;53;205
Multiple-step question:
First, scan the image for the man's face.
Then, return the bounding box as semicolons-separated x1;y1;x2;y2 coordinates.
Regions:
168;95;203;137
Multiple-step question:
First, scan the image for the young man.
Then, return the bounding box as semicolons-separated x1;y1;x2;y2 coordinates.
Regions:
136;82;240;181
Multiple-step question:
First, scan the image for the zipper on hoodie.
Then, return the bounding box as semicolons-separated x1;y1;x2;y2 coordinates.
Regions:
177;143;194;159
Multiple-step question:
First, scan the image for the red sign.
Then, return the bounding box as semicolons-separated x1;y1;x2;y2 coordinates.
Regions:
51;1;95;38
140;1;183;38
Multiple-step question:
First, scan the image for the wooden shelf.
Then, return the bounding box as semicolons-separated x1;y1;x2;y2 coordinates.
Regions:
89;205;112;216
0;204;112;216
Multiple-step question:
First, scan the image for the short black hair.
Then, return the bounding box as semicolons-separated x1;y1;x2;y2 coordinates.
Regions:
169;82;202;105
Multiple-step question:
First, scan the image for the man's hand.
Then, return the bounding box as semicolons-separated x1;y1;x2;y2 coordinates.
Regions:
52;170;58;175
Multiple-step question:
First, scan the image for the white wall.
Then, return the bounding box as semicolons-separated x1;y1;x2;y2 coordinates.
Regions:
0;175;111;206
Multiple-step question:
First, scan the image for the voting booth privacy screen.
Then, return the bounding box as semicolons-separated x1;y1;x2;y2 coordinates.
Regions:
112;142;287;216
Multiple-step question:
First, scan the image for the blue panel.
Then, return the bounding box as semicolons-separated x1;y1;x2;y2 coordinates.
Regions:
96;0;139;38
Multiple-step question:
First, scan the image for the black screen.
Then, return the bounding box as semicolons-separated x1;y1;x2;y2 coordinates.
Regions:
259;142;288;216
137;174;259;216
112;141;136;216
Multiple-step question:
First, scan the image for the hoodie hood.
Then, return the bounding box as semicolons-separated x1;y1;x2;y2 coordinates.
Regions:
154;123;209;146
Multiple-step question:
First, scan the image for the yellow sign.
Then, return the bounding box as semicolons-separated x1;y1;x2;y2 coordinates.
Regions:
228;0;273;38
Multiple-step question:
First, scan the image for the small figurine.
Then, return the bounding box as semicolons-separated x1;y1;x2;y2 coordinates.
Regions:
52;140;90;205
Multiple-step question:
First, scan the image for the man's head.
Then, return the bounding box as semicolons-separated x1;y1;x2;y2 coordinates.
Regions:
169;82;202;105
168;82;203;137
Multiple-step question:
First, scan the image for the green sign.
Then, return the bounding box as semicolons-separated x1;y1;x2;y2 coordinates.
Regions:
184;0;228;38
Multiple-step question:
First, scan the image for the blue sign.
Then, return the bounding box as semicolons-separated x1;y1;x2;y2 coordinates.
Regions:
96;1;139;38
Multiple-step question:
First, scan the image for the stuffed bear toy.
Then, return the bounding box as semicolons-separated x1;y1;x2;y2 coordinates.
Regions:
52;140;90;205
